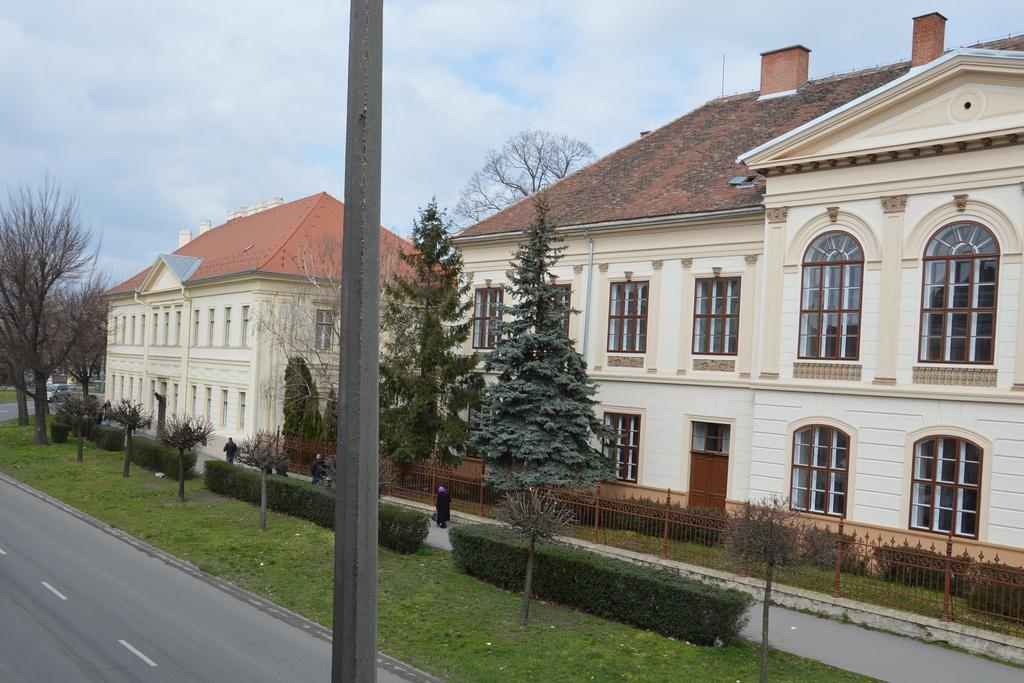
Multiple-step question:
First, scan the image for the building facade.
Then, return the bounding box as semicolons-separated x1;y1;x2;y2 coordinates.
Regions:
105;192;410;452
455;15;1024;559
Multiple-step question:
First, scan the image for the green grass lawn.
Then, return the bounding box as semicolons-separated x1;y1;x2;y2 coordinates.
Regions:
0;422;872;682
0;388;17;403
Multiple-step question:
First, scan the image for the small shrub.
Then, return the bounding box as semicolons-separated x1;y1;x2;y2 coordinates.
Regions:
449;523;750;645
91;424;125;451
968;562;1024;620
379;503;430;554
50;422;70;443
873;543;973;598
204;461;428;551
132;436;197;478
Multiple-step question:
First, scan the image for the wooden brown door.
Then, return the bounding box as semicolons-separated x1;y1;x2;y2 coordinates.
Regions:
689;452;728;510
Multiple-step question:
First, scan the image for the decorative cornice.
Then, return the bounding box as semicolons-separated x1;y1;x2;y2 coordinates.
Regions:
766;207;788;224
826;206;839;222
651;260;663;271
953;194;969;212
680;258;693;269
598;263;609;273
744;254;759;265
572;264;584;274
880;195;908;213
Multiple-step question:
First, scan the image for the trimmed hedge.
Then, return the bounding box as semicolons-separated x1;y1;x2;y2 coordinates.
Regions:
50;422;70;443
91;424;125;452
379;504;430;554
132;436;197;478
204;460;427;553
449;524;751;645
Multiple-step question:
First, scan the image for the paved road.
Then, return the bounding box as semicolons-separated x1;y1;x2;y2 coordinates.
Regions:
0;401;31;422
0;476;433;682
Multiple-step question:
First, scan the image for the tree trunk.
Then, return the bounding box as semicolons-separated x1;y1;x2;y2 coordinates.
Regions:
76;425;84;462
122;430;132;477
16;387;28;426
760;565;773;683
177;448;186;502
259;470;268;531
520;534;536;626
32;370;48;444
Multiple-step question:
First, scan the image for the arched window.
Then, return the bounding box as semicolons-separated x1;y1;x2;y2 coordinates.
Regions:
791;425;849;516
910;436;981;538
799;232;863;360
920;222;999;363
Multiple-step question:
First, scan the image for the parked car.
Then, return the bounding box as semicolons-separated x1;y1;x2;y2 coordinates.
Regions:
46;384;71;404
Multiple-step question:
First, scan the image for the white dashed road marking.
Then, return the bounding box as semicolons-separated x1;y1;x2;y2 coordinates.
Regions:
41;581;68;601
0;547;7;555
119;640;158;667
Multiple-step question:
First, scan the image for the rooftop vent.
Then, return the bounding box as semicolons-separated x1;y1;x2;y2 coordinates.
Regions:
729;174;758;188
178;229;192;248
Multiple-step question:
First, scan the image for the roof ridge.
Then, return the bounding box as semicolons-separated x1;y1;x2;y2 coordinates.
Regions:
256;192;328;272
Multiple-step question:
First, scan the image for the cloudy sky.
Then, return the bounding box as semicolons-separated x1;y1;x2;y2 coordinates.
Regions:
0;1;1018;282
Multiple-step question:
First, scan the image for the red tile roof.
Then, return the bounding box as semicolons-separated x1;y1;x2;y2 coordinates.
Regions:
457;35;1024;238
109;192;413;295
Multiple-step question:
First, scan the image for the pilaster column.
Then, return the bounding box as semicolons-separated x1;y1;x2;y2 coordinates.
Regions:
738;254;759;378
593;263;610;370
875;195;907;385
646;260;663;373
571;264;584;353
676;259;695;375
1014;183;1024;390
759;208;788;379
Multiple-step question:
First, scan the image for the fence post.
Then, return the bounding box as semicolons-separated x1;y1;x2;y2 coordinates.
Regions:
942;533;953;622
478;459;486;517
661;488;670;559
593;482;602;544
833;517;844;597
430;468;436;504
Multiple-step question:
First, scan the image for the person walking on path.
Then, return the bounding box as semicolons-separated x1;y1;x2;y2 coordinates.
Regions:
101;400;112;425
435;486;451;529
311;454;324;485
223;437;238;464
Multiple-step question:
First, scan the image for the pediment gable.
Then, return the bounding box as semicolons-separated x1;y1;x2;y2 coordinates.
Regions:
137;254;202;294
741;50;1024;167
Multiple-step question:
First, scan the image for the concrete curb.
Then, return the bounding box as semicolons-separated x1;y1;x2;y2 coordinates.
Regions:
383;495;1024;666
0;473;439;683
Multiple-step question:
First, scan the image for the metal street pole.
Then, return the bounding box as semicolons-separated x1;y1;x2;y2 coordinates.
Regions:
332;0;382;681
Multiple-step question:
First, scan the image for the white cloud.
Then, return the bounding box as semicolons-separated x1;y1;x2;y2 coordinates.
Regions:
0;1;1017;282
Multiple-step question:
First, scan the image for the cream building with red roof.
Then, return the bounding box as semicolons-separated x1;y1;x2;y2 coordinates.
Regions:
456;14;1024;560
105;192;410;449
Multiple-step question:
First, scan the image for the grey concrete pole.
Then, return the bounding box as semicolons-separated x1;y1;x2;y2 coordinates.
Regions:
332;0;382;681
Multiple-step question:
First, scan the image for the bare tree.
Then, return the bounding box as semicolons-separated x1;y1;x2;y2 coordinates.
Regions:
63;274;109;401
318;456;394;500
236;431;289;531
0;177;94;444
455;129;595;223
725;495;833;683
160;414;214;502
497;489;575;625
110;399;152;478
56;394;100;463
255;231;405;429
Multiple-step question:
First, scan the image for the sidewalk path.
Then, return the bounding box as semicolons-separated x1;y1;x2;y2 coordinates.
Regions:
423;518;1022;683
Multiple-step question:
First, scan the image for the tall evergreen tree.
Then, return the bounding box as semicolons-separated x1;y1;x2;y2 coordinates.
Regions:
471;198;613;491
282;356;320;439
380;199;483;467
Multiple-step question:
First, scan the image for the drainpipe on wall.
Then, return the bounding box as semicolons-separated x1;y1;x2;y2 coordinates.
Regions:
582;229;595;361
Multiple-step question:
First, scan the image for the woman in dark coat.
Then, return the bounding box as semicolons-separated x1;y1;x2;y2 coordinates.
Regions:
435;486;451;529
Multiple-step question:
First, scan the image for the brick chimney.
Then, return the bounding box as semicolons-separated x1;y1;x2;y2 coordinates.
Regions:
760;45;810;96
198;219;213;235
911;12;946;67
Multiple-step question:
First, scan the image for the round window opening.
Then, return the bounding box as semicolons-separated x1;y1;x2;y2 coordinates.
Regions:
963;101;972;110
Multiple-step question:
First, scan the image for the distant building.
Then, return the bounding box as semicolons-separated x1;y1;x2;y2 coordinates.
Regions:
105;192;411;451
456;15;1024;559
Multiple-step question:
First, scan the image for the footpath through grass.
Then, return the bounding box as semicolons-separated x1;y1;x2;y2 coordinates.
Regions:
0;422;871;682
